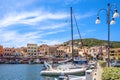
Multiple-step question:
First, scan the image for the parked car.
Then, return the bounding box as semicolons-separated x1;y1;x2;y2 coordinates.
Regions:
111;60;120;67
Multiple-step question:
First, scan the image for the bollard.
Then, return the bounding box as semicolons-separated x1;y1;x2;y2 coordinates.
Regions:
86;69;93;80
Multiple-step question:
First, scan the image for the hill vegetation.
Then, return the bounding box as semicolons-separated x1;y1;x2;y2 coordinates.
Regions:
64;38;120;48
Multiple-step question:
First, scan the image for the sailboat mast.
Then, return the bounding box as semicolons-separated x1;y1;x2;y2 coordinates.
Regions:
70;7;74;60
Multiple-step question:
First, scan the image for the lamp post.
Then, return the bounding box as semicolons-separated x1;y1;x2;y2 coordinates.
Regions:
95;3;119;67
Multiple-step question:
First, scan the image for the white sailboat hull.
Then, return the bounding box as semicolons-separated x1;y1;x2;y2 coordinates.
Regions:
40;68;86;76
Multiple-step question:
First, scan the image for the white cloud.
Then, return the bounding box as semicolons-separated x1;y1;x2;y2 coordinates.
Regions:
0;10;95;47
44;30;65;35
0;0;35;11
39;39;66;45
0;0;96;47
0;11;69;28
38;23;68;30
0;27;66;47
64;0;82;5
0;9;95;28
74;11;96;20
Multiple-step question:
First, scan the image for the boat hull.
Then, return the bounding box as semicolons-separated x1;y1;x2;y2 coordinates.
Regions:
40;68;85;76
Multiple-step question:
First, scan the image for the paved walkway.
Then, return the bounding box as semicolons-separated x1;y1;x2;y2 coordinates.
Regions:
93;63;102;80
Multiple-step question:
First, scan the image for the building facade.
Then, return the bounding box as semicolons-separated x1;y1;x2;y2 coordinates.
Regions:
3;47;15;58
0;45;3;57
14;48;23;58
110;48;120;60
27;44;38;58
20;47;27;57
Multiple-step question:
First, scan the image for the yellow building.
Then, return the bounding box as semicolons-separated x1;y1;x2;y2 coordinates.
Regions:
110;48;120;60
20;47;27;57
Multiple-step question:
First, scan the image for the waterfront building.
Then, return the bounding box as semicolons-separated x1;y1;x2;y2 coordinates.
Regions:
47;45;58;57
20;47;27;57
64;45;79;57
101;46;107;60
38;44;49;57
65;46;72;54
27;44;38;58
3;47;15;58
88;46;99;56
78;48;85;56
78;46;89;57
87;46;107;60
110;48;120;60
0;45;3;57
56;46;67;58
14;48;23;58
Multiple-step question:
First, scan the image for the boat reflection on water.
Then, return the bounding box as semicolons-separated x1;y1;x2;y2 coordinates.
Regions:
44;77;54;80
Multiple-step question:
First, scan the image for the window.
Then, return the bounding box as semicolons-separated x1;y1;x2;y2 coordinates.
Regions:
28;50;30;52
110;54;114;56
118;50;120;52
111;50;115;53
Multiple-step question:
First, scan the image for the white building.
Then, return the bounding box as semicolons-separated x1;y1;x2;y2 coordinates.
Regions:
27;44;38;58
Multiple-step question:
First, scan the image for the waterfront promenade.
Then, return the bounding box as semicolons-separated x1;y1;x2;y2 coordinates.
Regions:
92;63;102;80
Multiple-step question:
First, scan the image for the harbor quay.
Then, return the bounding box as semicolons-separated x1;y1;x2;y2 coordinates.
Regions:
0;57;66;64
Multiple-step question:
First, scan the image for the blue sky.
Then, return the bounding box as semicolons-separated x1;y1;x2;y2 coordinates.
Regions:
0;0;120;47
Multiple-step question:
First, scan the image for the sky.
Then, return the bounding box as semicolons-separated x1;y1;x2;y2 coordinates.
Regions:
0;0;120;47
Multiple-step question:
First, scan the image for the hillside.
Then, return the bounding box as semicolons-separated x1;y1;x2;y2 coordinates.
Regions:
64;38;120;48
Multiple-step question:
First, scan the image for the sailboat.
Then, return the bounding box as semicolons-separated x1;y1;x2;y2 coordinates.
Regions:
40;7;89;76
40;61;88;76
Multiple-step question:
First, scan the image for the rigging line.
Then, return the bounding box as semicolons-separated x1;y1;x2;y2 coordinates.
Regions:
73;13;86;54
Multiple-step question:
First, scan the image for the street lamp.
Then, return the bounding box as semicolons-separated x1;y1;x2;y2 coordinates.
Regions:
95;3;119;67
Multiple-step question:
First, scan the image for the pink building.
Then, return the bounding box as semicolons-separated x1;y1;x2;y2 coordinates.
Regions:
3;47;15;58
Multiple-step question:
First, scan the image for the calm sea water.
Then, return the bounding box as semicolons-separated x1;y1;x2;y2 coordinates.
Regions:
0;64;55;80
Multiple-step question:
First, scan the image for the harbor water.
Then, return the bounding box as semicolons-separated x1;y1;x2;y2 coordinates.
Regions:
0;64;55;80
